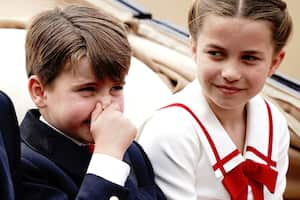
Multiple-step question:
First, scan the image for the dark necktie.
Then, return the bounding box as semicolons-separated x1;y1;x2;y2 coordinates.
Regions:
86;143;94;154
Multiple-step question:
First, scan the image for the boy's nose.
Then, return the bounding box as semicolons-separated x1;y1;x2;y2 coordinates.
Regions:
98;95;112;110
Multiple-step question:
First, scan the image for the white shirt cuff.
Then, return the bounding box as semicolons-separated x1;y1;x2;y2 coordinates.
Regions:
86;153;130;186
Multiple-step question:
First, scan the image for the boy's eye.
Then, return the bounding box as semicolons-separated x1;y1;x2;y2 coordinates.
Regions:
114;85;123;90
111;85;124;95
111;85;123;91
78;87;96;96
79;87;96;92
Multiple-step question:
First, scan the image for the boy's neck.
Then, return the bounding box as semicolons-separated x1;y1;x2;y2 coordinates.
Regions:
39;115;89;146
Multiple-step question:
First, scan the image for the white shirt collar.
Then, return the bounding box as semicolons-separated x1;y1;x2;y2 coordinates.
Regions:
39;115;87;146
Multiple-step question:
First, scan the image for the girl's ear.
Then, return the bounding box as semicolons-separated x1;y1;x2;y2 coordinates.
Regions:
28;75;47;108
190;36;197;61
268;50;285;76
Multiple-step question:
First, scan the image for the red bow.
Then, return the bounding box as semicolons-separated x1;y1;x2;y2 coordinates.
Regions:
222;159;278;200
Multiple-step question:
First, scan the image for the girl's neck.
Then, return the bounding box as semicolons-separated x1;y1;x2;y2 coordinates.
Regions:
207;99;248;152
211;104;247;127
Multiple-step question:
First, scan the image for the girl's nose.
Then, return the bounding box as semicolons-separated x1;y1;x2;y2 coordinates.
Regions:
221;63;241;82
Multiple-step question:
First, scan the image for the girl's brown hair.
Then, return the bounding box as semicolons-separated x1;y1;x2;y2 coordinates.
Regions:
188;0;293;53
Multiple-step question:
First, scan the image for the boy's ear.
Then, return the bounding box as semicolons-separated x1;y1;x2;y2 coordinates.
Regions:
28;75;47;108
190;36;197;61
268;50;285;76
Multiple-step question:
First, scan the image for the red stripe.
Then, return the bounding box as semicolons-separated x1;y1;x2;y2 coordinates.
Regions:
162;103;226;174
264;100;274;165
246;146;276;167
213;149;240;171
162;100;276;175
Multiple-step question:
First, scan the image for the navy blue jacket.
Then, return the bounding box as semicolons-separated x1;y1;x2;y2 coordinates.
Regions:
0;91;20;200
20;109;166;200
0;131;15;200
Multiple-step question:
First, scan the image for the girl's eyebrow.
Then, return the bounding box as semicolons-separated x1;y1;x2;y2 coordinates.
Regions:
242;50;264;55
205;44;265;56
205;44;226;51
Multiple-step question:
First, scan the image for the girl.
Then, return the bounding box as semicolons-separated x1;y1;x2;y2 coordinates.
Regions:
139;0;293;199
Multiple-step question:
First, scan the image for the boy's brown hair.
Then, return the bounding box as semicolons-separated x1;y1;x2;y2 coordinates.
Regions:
25;5;131;86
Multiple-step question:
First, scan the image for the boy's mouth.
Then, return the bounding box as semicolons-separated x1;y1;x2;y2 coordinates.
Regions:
83;120;91;125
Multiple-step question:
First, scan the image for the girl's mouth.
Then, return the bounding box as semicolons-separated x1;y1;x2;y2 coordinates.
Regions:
216;85;242;94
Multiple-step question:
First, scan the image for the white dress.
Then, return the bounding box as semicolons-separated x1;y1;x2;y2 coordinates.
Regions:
139;80;289;200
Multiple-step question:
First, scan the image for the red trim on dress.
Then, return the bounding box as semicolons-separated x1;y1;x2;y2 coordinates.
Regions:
161;100;278;199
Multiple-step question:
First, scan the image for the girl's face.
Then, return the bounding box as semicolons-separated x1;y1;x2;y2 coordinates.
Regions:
191;15;284;112
39;57;125;143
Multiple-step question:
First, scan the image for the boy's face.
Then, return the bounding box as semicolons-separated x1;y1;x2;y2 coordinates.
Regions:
40;57;125;143
191;15;284;112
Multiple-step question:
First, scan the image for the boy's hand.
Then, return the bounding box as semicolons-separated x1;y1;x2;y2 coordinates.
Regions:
90;103;137;160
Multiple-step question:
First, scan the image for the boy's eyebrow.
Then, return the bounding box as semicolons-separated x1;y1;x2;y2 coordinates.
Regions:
116;80;126;85
71;81;97;88
73;80;126;87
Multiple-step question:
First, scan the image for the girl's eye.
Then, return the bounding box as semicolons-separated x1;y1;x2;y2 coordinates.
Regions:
207;51;224;60
209;51;221;56
242;55;258;61
241;55;260;64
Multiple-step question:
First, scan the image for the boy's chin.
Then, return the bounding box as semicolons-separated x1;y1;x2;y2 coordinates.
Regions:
75;134;94;144
85;135;94;144
73;127;93;144
82;130;94;144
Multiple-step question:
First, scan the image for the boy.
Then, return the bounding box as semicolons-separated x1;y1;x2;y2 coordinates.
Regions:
20;5;165;200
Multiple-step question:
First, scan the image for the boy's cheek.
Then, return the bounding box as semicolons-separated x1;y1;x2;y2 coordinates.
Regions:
116;97;125;113
119;103;124;113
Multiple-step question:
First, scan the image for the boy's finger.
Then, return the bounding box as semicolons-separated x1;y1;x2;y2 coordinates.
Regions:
91;103;102;121
105;102;120;112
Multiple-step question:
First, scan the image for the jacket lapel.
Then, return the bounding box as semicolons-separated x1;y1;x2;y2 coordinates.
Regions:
20;109;92;184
